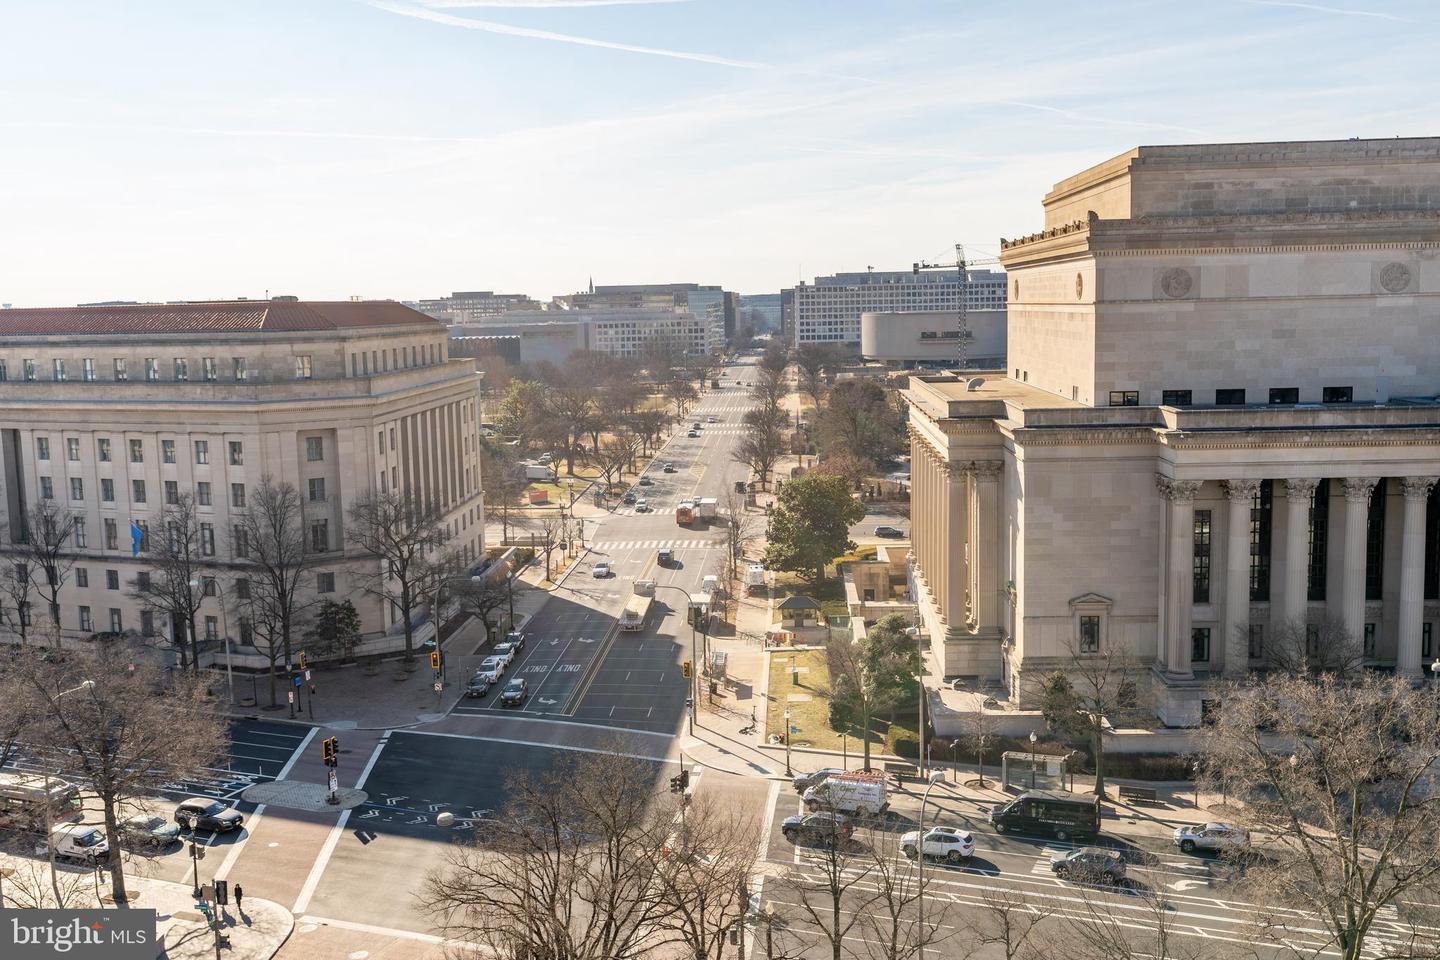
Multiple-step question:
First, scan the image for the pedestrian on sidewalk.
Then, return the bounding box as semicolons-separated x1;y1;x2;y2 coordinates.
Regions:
234;885;244;917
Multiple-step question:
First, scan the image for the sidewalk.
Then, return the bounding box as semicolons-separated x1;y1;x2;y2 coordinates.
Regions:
0;853;291;960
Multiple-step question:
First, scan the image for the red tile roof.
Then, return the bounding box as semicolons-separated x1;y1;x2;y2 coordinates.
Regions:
0;300;439;336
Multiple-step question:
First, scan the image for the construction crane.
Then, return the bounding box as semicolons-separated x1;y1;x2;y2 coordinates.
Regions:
913;244;1002;370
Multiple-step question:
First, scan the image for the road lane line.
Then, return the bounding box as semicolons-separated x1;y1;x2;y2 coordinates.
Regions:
214;726;318;882
291;736;387;915
399;728;672;762
297;915;445;944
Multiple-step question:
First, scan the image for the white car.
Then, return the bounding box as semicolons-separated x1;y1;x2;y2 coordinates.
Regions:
707;416;719;423
1174;822;1250;855
900;826;975;864
634;499;650;513
491;642;517;666
475;656;505;683
592;562;612;578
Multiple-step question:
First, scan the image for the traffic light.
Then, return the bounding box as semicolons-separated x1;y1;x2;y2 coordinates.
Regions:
681;661;692;679
430;650;441;670
214;879;228;906
298;651;307;671
669;774;684;794
679;769;690;791
321;736;338;767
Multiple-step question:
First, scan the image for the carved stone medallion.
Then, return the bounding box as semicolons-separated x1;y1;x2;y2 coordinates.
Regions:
1160;267;1193;299
1379;262;1412;294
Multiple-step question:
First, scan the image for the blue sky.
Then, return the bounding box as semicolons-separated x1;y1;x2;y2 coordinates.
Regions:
0;0;1434;306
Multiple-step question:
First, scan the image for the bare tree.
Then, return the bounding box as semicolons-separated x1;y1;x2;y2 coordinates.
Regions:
233;478;318;695
481;445;526;544
16;640;227;906
734;406;788;491
6;501;79;628
851;833;947;960
794;343;831;410
1200;672;1440;960
1259;612;1364;676
751;364;789;415
533;512;565;583
454;573;512;640
720;489;757;583
594;431;637;490
128;494;206;672
1061;881;1221;960
651;793;760;959
966;888;1054;960
1035;636;1145;797
772;816;878;960
420;750;675;960
965;705;997;788
345;490;453;665
0;557;37;646
628;409;673;457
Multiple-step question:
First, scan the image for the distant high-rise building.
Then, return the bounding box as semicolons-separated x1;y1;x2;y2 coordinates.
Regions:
792;268;1007;347
562;283;734;351
417;291;541;325
738;294;781;335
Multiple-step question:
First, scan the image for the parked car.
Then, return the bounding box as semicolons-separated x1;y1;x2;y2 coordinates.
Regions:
1174;822;1250;855
707;416;719;423
657;549;675;566
593;562;612;578
687;430;700;438
989;790;1101;842
475;657;505;683
51;823;110;864
504;631;526;651
1050;847;1126;885
874;525;906;538
174;798;243;833
638;477;653;486
537;452;554;465
693;422;701;429
120;814;181;850
663;462;676;473
622;492;637;504
900;826;974;863
635;499;651;513
499;678;528;708
465;675;492;698
792;768;846;793
492;642;518;666
781;812;853;847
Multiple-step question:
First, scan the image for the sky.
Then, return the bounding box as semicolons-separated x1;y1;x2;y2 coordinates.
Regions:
0;0;1435;306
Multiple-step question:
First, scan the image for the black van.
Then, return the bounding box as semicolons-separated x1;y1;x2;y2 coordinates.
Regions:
988;790;1100;842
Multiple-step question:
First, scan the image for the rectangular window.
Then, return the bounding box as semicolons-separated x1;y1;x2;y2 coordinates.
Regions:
1364;623;1377;659
24;359;37;381
202;575;217;597
101;478;114;502
197;481;212;506
1427;484;1439;601
162;439;176;463
306;437;324;461
106;569;119;590
144;358;159;381
66;437;80;461
1215;388;1246;406
103;520;118;550
70;477;84;501
113;358;128;381
389;427;396;450
294;355;313;380
1269;387;1299;405
1078;615;1100;653
1162;389;1192;406
82;358;96;381
129;439;143;463
235;578;251;600
239;617;253;645
1191;627;1211;663
1309;479;1329;602
1107;391;1139;406
0;359;7;380
1192;509;1212;604
164;480;179;505
200;523;215;556
73;517;87;548
229;441;244;466
36;437;50;460
230;483;245;508
232;357;248;381
173;358;189;381
132;479;146;503
1250;480;1273;602
135;570;150;590
133;520;148;553
1366;480;1386;601
308;477;326;502
141;610;154;636
317;572;336;594
233;526;250;559
1323;386;1353;403
377;430;385;455
79;606;93;632
1248;624;1264;660
97;438;111;462
53;359;67;381
194;440;209;464
202;357;217;381
310;519;329;553
76;568;89;588
205;616;218;641
39;477;53;500
109;608;122;633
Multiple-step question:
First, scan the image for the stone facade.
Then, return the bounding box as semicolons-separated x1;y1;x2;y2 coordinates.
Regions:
904;138;1440;727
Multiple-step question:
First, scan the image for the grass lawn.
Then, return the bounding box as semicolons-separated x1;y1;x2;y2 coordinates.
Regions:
766;647;886;756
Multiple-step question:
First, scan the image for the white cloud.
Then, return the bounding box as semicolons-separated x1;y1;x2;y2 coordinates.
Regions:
1240;0;1408;21
423;0;691;7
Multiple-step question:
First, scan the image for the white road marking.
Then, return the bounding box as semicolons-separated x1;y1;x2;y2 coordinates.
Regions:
214;726;318;882
296;915;445;945
291;736;387;915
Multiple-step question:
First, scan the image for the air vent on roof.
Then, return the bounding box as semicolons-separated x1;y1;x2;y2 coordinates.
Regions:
966;377;985;391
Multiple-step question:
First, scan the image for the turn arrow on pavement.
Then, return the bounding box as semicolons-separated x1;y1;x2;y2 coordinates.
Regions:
384;796;408;806
538;698;559;705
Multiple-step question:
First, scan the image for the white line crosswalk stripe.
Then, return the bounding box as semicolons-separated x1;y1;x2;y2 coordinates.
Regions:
592;539;721;551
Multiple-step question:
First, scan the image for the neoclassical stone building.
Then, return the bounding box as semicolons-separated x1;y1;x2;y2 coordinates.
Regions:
905;138;1440;726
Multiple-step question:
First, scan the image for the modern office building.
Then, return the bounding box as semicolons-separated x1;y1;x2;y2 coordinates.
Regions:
738;293;782;335
417;290;542;325
859;310;1006;368
904;138;1440;727
449;307;709;362
0;300;485;655
793;268;1007;347
559;283;735;349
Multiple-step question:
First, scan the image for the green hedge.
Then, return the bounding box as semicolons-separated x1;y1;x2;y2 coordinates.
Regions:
926;733;1195;783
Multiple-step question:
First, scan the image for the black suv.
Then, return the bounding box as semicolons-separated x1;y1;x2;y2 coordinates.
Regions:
174;798;243;833
781;812;853;846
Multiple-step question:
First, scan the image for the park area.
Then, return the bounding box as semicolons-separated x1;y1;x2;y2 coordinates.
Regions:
765;646;918;763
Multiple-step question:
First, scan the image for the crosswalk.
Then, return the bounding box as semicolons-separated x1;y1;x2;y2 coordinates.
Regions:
591;538;721;551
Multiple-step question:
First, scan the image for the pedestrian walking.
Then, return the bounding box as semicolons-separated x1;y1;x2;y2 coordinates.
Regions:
234;884;244;915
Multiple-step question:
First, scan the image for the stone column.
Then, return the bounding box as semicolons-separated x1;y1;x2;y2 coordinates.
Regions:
946;465;968;629
1339;477;1379;644
935;456;950;618
1222;479;1260;677
973;461;1003;633
965;463;979;629
1280;479;1318;626
1157;476;1203;679
1397;477;1437;678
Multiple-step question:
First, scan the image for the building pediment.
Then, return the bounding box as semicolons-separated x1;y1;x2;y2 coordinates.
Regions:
1068;593;1114;609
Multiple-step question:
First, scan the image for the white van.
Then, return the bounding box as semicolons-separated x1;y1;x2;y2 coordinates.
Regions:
802;773;889;817
49;823;110;863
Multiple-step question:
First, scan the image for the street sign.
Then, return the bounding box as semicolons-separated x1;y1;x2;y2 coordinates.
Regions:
287;690;295;703
328;770;338;793
304;669;312;681
292;674;303;687
433;681;443;693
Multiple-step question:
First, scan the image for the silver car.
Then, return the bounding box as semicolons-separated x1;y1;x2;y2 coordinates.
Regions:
1174;822;1250;855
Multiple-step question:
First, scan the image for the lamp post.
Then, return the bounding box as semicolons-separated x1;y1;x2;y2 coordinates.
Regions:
906;625;926;779
784;706;792;776
915;769;946;960
1028;730;1038;789
1431;658;1440;688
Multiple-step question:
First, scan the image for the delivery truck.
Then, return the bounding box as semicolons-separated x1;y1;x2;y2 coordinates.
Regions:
802;771;889;818
620;580;656;631
521;462;557;482
745;564;767;596
694;497;718;522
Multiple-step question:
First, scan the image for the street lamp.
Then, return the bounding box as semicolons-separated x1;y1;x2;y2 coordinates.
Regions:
906;625;926;779
783;706;792;776
915;769;946;960
1028;730;1038;789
